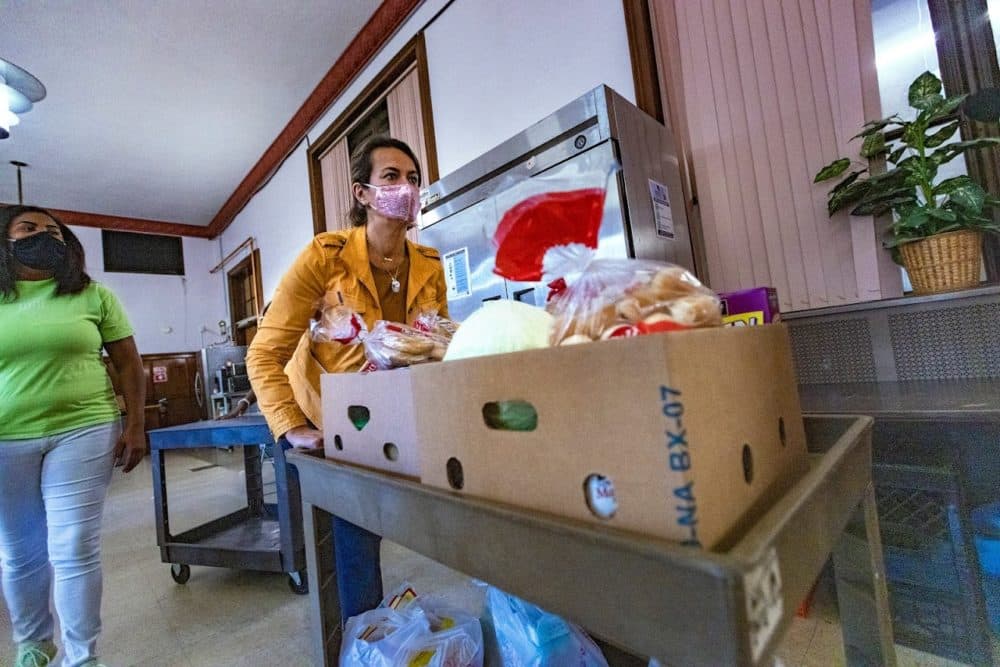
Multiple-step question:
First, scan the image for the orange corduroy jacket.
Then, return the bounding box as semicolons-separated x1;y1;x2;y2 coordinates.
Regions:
246;225;449;438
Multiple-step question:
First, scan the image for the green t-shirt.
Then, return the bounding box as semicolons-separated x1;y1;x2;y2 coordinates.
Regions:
0;279;134;439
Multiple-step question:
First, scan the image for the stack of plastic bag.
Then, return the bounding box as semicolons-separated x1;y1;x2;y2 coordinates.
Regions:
340;583;484;667
341;580;612;666
309;292;457;371
485;587;609;667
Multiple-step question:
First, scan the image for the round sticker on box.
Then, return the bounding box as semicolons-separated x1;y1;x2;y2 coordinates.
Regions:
584;474;618;519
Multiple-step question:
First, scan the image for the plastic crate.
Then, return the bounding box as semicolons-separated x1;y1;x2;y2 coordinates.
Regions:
972;502;1000;633
873;463;992;664
886;581;977;663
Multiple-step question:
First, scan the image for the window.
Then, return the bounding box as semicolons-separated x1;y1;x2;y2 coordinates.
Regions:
872;0;969;183
102;230;184;275
226;249;263;346
871;0;1000;285
307;33;438;235
346;100;390;156
872;0;940;121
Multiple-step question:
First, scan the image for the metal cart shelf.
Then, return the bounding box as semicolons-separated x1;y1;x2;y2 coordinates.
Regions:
288;415;896;666
147;415;307;594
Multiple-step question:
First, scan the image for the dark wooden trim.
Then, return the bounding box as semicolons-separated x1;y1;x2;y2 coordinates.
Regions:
226;249;264;345
414;33;439;185
40;206;214;238
251;247;264;317
307;32;435;235
633;0;710;283
206;0;423;238
307;138;329;238
623;0;663;123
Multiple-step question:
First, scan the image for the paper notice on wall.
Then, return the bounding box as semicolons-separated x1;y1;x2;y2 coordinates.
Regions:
443;247;472;300
152;366;168;383
648;179;674;239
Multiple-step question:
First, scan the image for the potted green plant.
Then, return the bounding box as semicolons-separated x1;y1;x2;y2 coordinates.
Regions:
814;71;1000;294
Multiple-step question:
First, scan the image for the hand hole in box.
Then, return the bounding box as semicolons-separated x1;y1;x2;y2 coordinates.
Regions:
446;457;464;490
347;405;370;431
333;435;344;451
383;442;399;462
742;444;753;484
481;400;537;431
778;418;786;447
583;473;617;519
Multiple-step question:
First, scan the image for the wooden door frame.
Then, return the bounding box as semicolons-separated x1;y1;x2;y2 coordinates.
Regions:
226;248;264;344
623;0;663;124
307;32;438;235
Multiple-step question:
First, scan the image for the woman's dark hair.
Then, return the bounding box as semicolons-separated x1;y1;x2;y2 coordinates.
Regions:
348;135;422;227
0;205;91;301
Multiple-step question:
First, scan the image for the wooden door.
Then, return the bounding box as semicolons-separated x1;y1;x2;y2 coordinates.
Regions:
104;352;204;433
144;353;203;427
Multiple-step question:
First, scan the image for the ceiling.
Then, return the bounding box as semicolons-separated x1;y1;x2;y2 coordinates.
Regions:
1;0;383;227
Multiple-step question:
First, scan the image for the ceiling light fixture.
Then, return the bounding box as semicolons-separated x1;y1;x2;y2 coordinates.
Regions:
0;58;46;140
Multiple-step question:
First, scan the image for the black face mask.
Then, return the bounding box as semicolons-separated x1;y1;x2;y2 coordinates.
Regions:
8;233;68;271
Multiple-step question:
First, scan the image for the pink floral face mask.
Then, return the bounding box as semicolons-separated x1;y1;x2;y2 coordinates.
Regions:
364;182;421;222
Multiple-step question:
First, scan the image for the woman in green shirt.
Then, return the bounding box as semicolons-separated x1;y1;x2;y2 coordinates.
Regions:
0;206;146;667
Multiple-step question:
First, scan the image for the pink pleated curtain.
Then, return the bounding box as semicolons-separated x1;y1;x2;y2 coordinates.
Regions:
651;0;902;312
318;66;428;243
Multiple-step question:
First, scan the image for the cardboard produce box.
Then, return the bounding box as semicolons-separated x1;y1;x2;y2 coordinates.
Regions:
411;324;808;550
321;369;421;480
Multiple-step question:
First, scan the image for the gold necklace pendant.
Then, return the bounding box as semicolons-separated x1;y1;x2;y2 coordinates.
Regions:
385;265;402;293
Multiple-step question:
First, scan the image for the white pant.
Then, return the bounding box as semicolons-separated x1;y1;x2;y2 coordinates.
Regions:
0;421;119;667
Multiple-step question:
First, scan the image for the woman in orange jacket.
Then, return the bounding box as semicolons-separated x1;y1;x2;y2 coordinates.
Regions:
246;136;448;618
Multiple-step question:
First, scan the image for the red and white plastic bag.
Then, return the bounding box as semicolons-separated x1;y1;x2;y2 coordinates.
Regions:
310;294;457;371
488;162;721;346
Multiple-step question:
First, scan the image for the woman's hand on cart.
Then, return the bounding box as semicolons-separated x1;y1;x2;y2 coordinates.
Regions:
216;390;255;420
284;426;323;450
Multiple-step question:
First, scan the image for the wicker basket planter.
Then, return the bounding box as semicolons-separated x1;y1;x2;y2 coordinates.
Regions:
898;229;983;295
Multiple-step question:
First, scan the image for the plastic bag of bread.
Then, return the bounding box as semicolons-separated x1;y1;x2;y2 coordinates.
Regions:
309;291;367;344
546;259;722;346
412;309;459;340
486;160;720;346
362;320;452;371
311;295;456;370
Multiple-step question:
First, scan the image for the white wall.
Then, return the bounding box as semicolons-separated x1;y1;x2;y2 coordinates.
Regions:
219;141;316;301
72;226;226;354
220;0;637;297
425;0;636;175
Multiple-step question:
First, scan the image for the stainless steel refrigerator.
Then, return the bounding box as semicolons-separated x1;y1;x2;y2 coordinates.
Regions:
418;85;694;321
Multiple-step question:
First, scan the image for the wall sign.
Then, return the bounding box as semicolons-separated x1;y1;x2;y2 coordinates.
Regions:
152;366;168;384
443;247;472;299
648;178;675;239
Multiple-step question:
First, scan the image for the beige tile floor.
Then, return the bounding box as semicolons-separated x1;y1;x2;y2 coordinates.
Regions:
0;448;980;666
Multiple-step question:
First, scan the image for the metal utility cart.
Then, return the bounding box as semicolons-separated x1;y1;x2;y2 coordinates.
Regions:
288;415;896;666
147;415;307;594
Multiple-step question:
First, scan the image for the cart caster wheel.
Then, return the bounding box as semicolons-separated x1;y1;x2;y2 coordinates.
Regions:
170;563;190;585
288;571;308;595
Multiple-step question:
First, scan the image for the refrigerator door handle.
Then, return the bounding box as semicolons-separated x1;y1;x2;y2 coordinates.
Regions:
512;288;535;304
194;373;203;408
482;295;502;303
